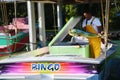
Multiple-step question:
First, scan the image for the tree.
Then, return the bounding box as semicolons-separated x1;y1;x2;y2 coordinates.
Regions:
0;2;27;25
109;0;120;30
62;4;78;23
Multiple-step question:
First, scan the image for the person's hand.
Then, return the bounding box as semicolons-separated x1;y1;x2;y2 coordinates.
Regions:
98;33;101;37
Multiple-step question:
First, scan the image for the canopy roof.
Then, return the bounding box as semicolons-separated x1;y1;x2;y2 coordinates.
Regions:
2;0;107;4
1;0;24;2
28;0;106;4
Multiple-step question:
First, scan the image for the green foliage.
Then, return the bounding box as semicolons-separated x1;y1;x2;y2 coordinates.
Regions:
109;1;120;30
0;2;120;31
0;3;27;25
63;4;78;22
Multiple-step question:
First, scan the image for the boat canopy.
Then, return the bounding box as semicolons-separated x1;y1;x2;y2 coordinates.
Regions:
26;0;106;4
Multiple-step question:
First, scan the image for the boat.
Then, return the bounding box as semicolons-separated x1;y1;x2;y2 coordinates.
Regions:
0;0;117;80
0;17;117;80
0;18;29;54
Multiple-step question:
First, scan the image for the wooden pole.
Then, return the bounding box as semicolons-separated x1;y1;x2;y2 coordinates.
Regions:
104;0;110;56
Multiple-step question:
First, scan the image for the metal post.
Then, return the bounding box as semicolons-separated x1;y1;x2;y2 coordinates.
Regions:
57;0;63;31
27;1;36;50
38;2;46;46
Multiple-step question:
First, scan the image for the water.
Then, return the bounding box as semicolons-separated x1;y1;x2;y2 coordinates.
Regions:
104;41;120;80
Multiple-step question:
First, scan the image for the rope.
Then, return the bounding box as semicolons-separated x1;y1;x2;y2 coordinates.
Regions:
14;42;39;45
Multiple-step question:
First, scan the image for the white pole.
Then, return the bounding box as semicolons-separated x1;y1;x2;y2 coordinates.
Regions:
38;2;46;46
57;0;63;31
27;1;36;50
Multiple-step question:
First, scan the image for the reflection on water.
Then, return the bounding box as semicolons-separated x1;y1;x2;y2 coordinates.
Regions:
106;58;120;80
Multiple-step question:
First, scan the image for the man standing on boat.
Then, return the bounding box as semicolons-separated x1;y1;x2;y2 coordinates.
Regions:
82;10;102;58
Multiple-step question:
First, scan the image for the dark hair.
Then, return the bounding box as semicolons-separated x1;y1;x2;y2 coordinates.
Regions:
83;10;91;14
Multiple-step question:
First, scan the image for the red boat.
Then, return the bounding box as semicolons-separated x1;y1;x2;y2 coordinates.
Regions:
0;18;29;54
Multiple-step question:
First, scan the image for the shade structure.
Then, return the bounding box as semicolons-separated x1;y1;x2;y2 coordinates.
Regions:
27;0;106;4
0;0;25;2
1;0;107;4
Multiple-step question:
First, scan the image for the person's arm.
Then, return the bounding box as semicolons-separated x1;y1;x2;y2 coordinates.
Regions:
82;19;86;31
94;18;102;34
83;27;86;31
97;26;102;37
97;26;101;34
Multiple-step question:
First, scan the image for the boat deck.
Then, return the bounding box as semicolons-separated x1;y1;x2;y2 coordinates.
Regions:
0;41;119;80
0;43;117;64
